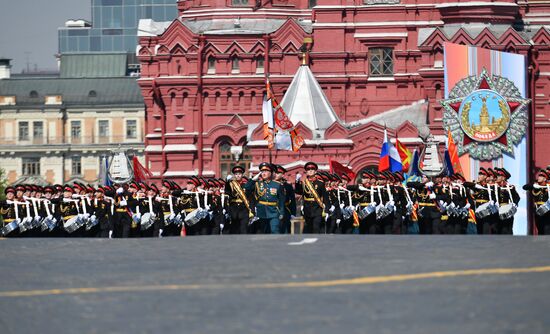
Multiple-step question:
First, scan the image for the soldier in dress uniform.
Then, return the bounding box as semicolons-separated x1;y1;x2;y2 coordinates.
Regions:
156;180;177;236
274;165;296;234
464;168;493;234
91;187;113;238
494;167;520;234
0;186;19;237
245;162;285;234
524;169;550;235
112;183;133;238
407;174;445;234
324;173;342;234
445;174;469;234
390;172;407;234
336;173;354;234
348;171;375;234
225;166;253;234
127;182;144;237
139;184;162;237
295;162;329;234
57;185;82;237
171;178;195;235
209;179;225;235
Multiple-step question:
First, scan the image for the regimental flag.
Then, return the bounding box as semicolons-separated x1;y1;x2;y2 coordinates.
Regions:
352;210;360;227
265;78;304;152
99;156;112;186
379;129;403;172
133;156;153;183
329;160;356;181
405;149;421;183
466;208;478;234
395;137;412;171
262;89;275;149
446;130;463;175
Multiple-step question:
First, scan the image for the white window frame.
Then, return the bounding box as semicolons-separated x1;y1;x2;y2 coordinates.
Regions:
124;118;139;141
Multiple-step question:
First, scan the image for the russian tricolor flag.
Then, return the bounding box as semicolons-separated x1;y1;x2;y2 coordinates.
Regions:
378;129;403;172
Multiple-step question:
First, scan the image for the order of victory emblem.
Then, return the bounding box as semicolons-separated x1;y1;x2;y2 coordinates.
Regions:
441;68;530;160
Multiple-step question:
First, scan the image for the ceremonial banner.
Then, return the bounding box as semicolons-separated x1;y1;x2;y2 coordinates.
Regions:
379;128;402;173
442;43;529;235
265;78;304;152
329;160;356;181
395;137;412;171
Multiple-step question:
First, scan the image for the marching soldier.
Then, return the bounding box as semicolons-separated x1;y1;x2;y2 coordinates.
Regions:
112;184;133;238
494;168;520;234
0;186;19;237
407;174;445;234
336;173;354;234
139;184;162;237
464;168;495;234
56;185;82;237
295;162;329;234
524;169;550;235
349;171;376;234
274;165;296;234
246;162;285;234
225;166;253;234
90;187;112;238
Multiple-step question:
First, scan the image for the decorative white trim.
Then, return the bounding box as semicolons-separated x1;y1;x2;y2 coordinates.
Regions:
313;20;443;28
354;32;408;38
163;144;197;152
436;1;518;8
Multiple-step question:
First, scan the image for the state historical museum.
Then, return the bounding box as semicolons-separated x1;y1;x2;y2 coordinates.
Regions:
137;0;550;180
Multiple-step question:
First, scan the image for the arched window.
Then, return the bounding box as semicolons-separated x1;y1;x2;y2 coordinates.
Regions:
29;90;38;98
88;90;97;98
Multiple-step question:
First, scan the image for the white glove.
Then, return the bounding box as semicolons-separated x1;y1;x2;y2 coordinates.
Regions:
339;203;345;209
425;182;434;188
290;215;296;220
108;230;113;238
205;205;211;211
168;213;175;220
120;200;127;207
90;215;97;221
329;205;335;213
226;174;233;181
336;219;341;225
252;173;261;181
159;229;163;237
387;201;395;207
429;193;436;199
325;214;329;222
72;194;80;199
439;200;446;207
116;187;124;194
222;209;226;215
464;203;471;209
296;173;302;181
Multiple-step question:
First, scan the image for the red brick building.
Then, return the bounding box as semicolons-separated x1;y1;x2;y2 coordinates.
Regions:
137;0;550;181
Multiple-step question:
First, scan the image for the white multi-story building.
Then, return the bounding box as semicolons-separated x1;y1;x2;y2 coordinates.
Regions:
0;56;145;185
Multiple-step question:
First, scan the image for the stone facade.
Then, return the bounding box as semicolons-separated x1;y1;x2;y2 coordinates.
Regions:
138;0;550;181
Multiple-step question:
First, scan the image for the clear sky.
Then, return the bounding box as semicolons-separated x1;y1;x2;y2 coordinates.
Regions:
0;0;90;73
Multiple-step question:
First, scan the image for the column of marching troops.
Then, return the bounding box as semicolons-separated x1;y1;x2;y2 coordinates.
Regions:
1;161;550;238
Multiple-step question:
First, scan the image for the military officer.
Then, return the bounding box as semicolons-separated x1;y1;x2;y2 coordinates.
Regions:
295;162;329;234
225;166;253;234
245;162;285;234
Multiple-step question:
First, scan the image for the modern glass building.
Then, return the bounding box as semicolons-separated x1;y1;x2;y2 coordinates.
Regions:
58;0;177;54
